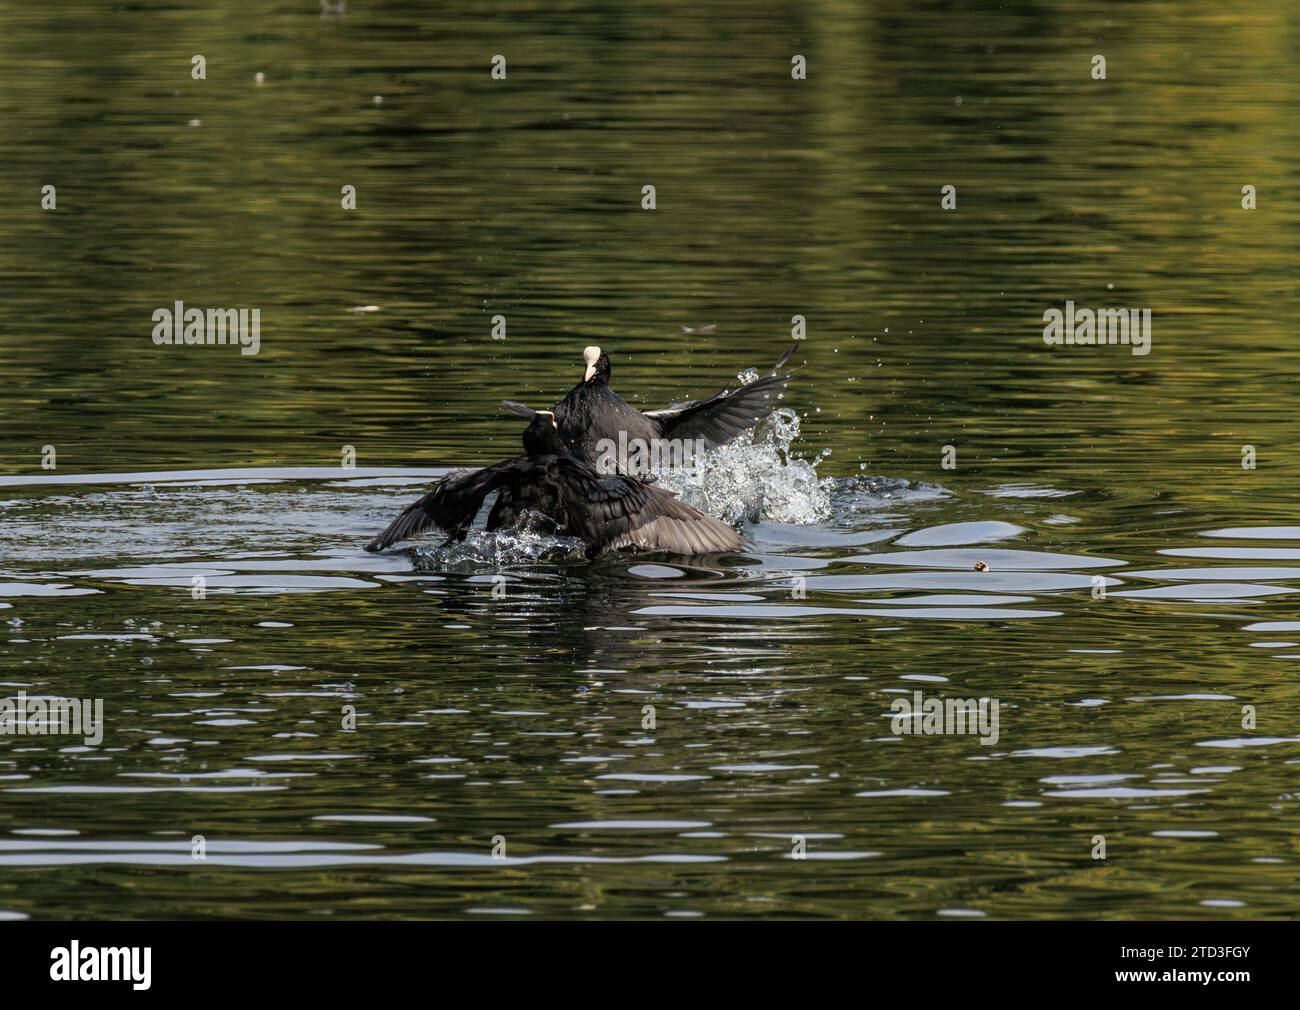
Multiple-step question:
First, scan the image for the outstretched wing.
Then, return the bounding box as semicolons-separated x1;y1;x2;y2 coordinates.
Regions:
643;343;798;449
556;460;743;556
365;459;536;552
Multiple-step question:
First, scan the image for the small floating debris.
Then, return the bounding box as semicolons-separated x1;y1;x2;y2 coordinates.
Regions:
349;305;381;313
974;561;989;572
254;72;265;86
681;323;717;335
187;118;201;127
372;95;383;105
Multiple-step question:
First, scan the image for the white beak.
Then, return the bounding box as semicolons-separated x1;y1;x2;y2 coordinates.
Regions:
583;345;601;383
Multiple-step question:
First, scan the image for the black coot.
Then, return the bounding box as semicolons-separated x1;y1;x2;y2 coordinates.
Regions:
365;411;743;557
503;343;797;468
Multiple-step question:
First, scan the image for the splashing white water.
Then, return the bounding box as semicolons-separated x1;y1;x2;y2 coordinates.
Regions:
412;523;586;570
653;407;833;525
410;507;589;569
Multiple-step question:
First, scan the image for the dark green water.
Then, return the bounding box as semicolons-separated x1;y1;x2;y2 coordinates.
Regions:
2;1;1299;919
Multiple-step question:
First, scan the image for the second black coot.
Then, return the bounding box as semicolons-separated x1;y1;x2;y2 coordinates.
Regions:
365;411;743;557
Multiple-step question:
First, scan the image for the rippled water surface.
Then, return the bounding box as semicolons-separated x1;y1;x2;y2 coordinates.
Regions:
2;0;1299;919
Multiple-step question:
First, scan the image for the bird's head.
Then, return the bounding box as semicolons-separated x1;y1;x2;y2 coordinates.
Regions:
583;345;610;384
523;409;565;455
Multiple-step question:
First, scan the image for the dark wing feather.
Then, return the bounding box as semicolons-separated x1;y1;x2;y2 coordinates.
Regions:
500;400;537;419
771;341;797;373
645;370;791;448
643;343;798;449
554;460;743;556
366;459;536;552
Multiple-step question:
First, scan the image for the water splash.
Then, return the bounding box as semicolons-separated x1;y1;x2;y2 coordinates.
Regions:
653;408;833;525
411;521;586;570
